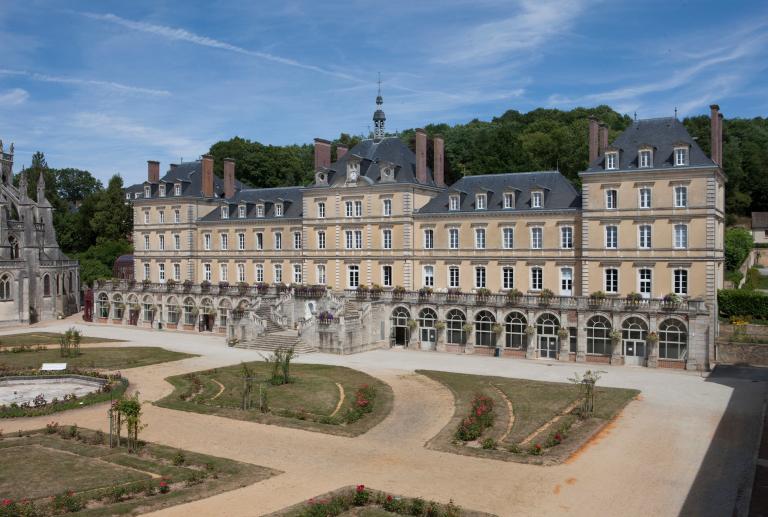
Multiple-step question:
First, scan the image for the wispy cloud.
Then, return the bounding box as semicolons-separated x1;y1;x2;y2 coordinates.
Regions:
0;69;170;96
0;88;28;106
435;0;589;64
82;12;363;84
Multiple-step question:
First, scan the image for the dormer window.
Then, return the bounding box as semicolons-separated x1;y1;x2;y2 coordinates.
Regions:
475;194;487;210
134;192;140;199
449;195;460;211
174;183;181;196
674;147;689;166
605;152;618;170
238;204;246;218
144;186;151;198
531;191;542;208
159;184;166;197
221;206;229;219
503;193;515;209
638;149;652;168
125;193;131;200
256;204;264;217
346;159;360;183
275;203;283;217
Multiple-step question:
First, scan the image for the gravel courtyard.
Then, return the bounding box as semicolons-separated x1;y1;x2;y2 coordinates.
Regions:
2;318;764;517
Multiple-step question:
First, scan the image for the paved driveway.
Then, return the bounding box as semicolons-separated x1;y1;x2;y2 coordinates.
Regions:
2;320;765;517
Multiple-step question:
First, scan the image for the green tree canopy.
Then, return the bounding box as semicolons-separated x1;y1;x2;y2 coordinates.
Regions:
724;227;754;271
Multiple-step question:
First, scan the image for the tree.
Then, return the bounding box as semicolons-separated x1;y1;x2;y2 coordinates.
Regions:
90;175;133;243
724;227;754;271
56;168;102;205
75;240;133;286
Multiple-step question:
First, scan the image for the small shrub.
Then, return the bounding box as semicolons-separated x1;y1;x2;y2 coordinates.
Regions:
45;421;59;434
106;485;126;504
144;480;157;497
172;451;185;466
353;484;369;506
528;443;543;456
481;437;496;450
383;494;404;513
51;490;84;513
507;443;522;454
158;479;170;494
409;497;426;516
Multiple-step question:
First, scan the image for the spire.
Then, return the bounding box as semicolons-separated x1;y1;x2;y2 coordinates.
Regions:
373;73;386;141
19;169;28;198
37;170;46;203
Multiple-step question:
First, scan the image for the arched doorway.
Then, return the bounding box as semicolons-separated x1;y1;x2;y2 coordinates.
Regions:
97;293;109;319
183;297;196;326
445;309;466;345
586;315;612;356
390;307;410;346
536;313;560;359
659;319;688;361
218;299;232;331
622;317;648;366
504;311;527;349
200;298;214;331
474;310;496;347
418;308;437;349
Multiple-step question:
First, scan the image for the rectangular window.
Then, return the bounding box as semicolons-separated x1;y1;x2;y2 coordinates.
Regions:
475;194;486;210
293;264;302;284
604;268;618;293
144;235;150;250
383;265;393;287
475;266;486;288
423;265;434;287
173;263;181;281
502;267;514;290
531;267;543;291
674;269;688;296
255;232;263;250
255;264;264;283
560;226;573;249
354;200;363;217
293;232;302;250
274;232;282;250
675;148;688;166
144;263;150;280
531;192;542;208
238;233;245;250
424;229;434;249
383;229;392;250
560;267;573;295
605;225;618;249
238;205;246;218
502;228;514;249
204;234;211;251
348;265;359;288
158;264;165;281
355;230;362;249
345;201;353;218
144;212;149;224
159;184;165;197
475;228;486;249
606;189;618;209
639;150;651;168
220;263;228;282
639;268;652;298
237;264;245;283
274;265;282;283
317;202;325;218
503;193;514;209
220;234;228;251
639;187;651;208
674;224;688;249
275;203;283;217
674;186;688;208
158;211;165;223
317;231;326;250
531;227;543;249
203;263;212;281
448;266;460;288
316;265;326;285
639;225;651;249
158;235;165;251
174;210;180;223
221;206;229;219
383;199;392;216
174;184;181;196
449;229;459;249
606;152;618;170
449;195;460;211
345;230;353;249
256;205;264;217
144;186;151;198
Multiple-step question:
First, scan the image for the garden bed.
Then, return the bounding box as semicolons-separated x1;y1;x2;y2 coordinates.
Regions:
266;485;495;517
156;363;393;437
0;346;194;370
419;370;638;465
0;427;277;516
0;332;124;348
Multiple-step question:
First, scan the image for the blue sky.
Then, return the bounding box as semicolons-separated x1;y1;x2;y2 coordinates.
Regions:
0;0;766;184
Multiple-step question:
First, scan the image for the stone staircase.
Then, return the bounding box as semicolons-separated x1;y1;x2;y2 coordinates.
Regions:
255;304;284;333
343;300;360;321
235;330;317;354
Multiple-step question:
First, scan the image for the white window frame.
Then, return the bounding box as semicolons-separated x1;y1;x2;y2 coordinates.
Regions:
449;195;460;211
448;266;460;288
639;225;652;249
475;194;487;210
220;233;228;251
382;199;392;217
203;263;212;282
144;186;151;198
347;265;360;288
274;232;282;250
159;184;166;197
604;268;618;293
237;263;246;283
639;187;651;209
531;227;543;250
255;232;263;251
221;206;229;219
144;211;150;224
174;209;180;223
674;186;688;208
423;265;434;288
173;263;181;281
383;229;392;250
639;149;652;168
238;205;246;218
638;268;652;298
238;233;245;251
560;226;573;249
474;266;486;289
502;227;514;249
158;234;165;251
673;268;688;295
560;267;573;295
345;201;353;218
530;267;543;291
475;228;486;250
605;225;618;249
256;205;264;217
674;147;688;166
158;263;165;282
144;235;150;250
424;229;434;249
274;264;282;283
674;224;688;249
174;234;181;250
317;231;326;250
605;152;618;170
293;231;302;250
316;265;326;285
531;191;542;208
174;183;181;196
275;203;283;217
449;228;459;250
382;265;393;287
502;267;514;290
317;202;326;219
606;189;618;210
158;210;165;223
220;263;228;282
503;193;514;209
255;264;264;283
293;264;302;284
143;263;150;280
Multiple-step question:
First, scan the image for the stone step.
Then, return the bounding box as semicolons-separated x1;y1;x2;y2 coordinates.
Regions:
235;331;316;354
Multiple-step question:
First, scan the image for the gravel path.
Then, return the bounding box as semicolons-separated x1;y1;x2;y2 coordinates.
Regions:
1;317;765;517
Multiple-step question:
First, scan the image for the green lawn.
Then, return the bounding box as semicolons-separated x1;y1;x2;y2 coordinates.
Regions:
156;363;393;436
0;332;123;347
419;370;638;463
0;428;277;516
0;347;194;370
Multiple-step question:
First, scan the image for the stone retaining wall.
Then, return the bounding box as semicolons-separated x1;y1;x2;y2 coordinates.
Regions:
717;342;768;366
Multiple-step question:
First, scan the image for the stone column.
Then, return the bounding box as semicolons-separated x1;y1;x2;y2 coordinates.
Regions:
610;336;623;366
525;329;537;359
558;311;570;361
576;311;587;362
647;314;659;368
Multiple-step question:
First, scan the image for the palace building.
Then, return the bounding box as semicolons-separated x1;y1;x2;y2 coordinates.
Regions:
97;96;725;371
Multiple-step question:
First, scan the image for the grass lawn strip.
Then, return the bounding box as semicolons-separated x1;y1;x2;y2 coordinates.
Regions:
419;370;638;464
0;428;278;516
0;332;124;347
0;346;195;370
156;363;393;437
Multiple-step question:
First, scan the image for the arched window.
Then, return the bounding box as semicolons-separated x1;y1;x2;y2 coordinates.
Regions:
219;299;232;328
112;294;124;319
8;236;19;259
418;308;437;329
446;309;466;345
587;315;612;355
536;313;560;336
474;310;496;347
622;317;647;342
97;292;109;318
505;311;527;348
166;297;179;324
142;295;154;321
390;307;411;346
0;274;11;301
659;319;688;360
43;274;51;297
183;297;196;325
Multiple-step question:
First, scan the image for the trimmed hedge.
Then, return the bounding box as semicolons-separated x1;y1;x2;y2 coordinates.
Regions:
718;289;768;319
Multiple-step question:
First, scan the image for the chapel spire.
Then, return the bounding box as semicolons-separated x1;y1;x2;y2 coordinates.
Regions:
373;74;386;141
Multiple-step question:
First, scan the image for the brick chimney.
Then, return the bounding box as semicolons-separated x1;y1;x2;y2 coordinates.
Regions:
710;105;720;166
336;145;348;160
223;158;235;198
415;128;427;184
201;154;214;197
588;116;599;163
314;138;331;170
718;113;724;167
433;136;445;187
147;160;160;183
598;124;609;156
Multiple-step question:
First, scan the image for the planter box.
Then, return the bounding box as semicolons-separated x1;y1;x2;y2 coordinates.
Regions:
182;324;195;331
502;348;526;358
165;323;178;330
96;317;108;324
658;359;686;369
586;354;611;364
111;319;123;325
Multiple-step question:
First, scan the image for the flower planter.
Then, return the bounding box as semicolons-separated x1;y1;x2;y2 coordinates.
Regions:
182;324;195;331
165;322;178;330
111;319;123;325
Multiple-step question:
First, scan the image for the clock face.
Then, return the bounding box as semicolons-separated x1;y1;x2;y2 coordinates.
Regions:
349;170;358;181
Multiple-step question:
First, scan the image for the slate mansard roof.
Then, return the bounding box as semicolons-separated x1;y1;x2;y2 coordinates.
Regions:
126;160;244;200
418;171;580;214
320;136;436;187
199;186;304;222
585;117;716;173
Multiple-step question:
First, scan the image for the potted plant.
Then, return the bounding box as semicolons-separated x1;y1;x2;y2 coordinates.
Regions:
447;288;462;302
256;282;269;294
237;282;249;295
369;284;383;299
525;324;536;337
662;293;681;308
182;279;193;292
218;281;230;290
505;288;522;304
589;291;606;307
418;286;433;299
475;287;492;301
539;288;554;305
435;320;446;332
461;322;474;343
625;292;642;306
318;310;334;324
557;327;570;340
141;278;152;290
275;283;289;294
609;329;621;343
646;331;659;344
407;319;418;332
492;322;504;335
200;280;211;291
392;286;406;299
357;284;370;299
165;278;177;291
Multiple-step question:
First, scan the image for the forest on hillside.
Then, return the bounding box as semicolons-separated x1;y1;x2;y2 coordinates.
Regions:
208;105;768;221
